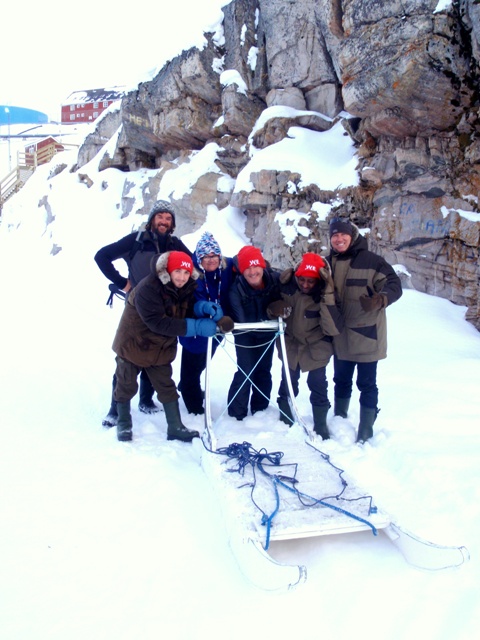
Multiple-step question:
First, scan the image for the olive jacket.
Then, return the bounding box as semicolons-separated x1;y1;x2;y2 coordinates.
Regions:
327;225;402;362
276;268;343;371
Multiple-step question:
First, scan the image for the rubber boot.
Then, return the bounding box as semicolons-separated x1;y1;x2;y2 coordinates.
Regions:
116;402;133;442
278;397;294;425
312;405;330;439
356;406;378;443
334;396;350;418
102;399;117;428
138;371;160;414
163;401;199;442
102;376;118;427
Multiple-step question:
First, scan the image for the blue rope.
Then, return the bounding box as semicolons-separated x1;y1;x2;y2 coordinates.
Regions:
207;440;378;550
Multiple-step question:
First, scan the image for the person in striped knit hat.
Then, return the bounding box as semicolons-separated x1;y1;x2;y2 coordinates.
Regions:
178;231;235;415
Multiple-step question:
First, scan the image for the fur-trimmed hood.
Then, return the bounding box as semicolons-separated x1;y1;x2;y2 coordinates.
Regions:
152;251;200;285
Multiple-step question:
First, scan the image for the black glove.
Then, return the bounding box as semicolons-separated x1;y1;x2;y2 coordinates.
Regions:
267;300;292;319
360;290;386;312
216;316;235;333
106;283;127;307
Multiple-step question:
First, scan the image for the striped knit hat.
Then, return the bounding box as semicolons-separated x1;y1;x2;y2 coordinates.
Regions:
195;232;222;264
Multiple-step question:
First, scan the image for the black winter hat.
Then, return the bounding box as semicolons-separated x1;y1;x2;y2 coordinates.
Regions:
147;200;177;230
329;218;353;238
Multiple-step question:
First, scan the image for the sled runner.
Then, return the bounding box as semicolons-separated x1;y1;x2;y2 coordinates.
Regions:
199;320;470;592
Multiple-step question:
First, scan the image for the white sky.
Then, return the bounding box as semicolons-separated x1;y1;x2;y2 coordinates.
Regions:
0;0;228;121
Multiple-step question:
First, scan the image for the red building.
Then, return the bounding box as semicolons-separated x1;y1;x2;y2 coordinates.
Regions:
24;137;65;166
61;87;125;124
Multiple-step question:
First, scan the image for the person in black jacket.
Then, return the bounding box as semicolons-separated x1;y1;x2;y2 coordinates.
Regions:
227;246;281;420
95;200;192;427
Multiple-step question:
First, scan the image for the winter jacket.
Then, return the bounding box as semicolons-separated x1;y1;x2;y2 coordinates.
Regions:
327;224;402;363
95;228;192;291
112;252;199;368
277;270;343;371
179;255;235;354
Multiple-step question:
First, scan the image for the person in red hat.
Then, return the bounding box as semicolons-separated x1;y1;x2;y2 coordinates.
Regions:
267;252;343;438
111;251;232;443
227;246;282;420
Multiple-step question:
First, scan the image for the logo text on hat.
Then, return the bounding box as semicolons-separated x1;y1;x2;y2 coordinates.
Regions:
249;259;260;267
181;261;191;269
305;264;317;272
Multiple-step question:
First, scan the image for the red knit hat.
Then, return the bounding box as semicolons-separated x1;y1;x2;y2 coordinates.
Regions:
167;251;193;274
237;246;266;274
295;253;326;279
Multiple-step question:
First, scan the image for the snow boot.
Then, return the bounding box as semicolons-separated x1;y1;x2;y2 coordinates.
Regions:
278;397;294;425
312;405;330;440
163;401;199;443
138;399;160;414
138;372;160;414
102;400;117;428
334;396;350;418
356;406;378;443
116;402;133;442
102;376;118;427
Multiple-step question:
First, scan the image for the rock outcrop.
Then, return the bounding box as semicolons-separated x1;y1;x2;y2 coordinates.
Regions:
75;0;480;330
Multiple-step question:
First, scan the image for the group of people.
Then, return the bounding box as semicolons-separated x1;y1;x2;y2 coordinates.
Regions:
95;200;402;444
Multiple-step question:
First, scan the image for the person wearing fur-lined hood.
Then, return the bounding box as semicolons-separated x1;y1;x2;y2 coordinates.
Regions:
112;250;232;443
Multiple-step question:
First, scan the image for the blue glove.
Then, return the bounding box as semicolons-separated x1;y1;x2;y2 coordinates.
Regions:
185;318;217;338
194;300;224;322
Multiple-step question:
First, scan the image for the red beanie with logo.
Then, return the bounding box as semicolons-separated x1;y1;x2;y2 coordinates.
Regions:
294;253;326;279
167;251;193;274
237;246;266;274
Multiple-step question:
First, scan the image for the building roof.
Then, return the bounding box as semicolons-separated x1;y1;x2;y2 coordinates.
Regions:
0;106;48;125
62;87;126;106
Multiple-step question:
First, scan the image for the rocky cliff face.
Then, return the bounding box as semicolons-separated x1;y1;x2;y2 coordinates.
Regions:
76;0;480;330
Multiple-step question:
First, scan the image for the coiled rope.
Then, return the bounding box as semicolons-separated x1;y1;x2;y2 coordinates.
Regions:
207;440;378;550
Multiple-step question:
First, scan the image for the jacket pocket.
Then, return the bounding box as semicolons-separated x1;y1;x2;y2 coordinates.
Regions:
345;324;378;356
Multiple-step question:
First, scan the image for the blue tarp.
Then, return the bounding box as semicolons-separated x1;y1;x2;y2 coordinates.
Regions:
0;106;48;125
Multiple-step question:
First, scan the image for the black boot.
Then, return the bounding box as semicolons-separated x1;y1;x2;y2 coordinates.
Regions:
312;405;330;440
102;399;117;427
278;397;294;425
356;406;378;443
138;370;160;414
163;401;199;442
334;396;350;418
102;375;118;427
117;402;133;442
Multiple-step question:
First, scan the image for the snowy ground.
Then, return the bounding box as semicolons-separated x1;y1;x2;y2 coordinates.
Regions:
0;228;479;639
0;113;479;638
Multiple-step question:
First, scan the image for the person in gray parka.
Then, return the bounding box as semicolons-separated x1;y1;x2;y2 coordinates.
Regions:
327;218;402;443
